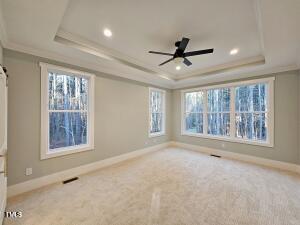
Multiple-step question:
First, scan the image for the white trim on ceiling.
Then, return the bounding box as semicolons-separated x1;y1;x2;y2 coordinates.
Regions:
1;0;299;90
55;29;175;81
3;41;299;90
4;41;174;89
172;64;299;89
176;55;265;80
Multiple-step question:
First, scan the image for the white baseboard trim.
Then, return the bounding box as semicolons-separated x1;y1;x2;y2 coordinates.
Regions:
7;141;300;198
171;141;300;174
8;142;170;198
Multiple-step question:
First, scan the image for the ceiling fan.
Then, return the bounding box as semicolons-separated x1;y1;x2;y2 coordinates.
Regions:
149;37;214;67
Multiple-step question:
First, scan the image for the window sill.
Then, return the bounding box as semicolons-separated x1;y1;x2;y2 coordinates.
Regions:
181;132;273;148
41;144;94;160
149;132;165;138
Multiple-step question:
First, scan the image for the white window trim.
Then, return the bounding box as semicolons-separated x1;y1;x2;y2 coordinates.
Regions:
181;77;275;147
149;87;166;138
40;63;95;160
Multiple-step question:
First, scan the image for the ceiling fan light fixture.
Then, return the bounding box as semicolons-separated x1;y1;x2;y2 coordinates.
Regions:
176;65;181;70
174;57;184;65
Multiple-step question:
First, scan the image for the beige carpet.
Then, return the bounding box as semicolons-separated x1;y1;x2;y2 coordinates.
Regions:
4;148;300;225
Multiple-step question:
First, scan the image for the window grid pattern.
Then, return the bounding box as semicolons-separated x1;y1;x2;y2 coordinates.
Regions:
184;91;204;134
150;89;165;135
207;88;231;136
235;83;267;141
48;72;89;151
182;80;272;145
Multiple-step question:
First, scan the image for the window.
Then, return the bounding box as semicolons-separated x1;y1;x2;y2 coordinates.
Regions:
235;83;267;141
181;78;274;147
184;91;204;134
40;63;95;159
207;88;230;136
149;88;165;137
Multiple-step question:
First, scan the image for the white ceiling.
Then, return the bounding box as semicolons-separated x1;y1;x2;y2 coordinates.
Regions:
0;0;299;89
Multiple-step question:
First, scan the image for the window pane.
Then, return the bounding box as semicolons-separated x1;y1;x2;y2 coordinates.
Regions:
49;112;87;150
185;113;203;133
185;92;204;112
235;113;267;141
49;72;89;110
207;113;230;136
207;88;230;112
235;83;267;112
150;90;163;113
150;113;162;133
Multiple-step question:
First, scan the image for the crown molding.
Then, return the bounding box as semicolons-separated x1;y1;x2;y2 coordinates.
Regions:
4;41;174;89
171;64;299;89
175;55;265;81
55;29;175;81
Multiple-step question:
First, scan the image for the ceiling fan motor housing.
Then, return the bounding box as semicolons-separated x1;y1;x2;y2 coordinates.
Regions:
175;41;181;47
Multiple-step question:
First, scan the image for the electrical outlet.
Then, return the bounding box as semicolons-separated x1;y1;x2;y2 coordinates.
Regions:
25;168;32;176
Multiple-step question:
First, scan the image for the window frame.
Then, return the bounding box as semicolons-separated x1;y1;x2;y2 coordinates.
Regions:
40;63;95;160
181;77;274;147
149;87;166;138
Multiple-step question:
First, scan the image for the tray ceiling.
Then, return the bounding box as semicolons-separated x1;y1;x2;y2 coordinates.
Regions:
0;0;299;88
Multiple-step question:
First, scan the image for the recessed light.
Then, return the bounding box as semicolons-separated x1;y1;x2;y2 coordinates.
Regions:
176;65;181;71
230;48;239;55
103;28;112;37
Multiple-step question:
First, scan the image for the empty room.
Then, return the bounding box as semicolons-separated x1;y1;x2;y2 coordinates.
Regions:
0;0;300;224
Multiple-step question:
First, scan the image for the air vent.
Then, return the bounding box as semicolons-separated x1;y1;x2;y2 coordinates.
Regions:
210;154;221;158
63;177;78;184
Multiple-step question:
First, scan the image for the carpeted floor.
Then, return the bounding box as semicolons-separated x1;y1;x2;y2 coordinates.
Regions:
4;148;300;225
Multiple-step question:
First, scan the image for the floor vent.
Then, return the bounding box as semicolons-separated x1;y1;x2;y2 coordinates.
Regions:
210;154;221;158
63;177;78;184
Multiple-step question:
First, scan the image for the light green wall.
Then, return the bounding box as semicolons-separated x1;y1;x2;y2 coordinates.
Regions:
4;49;172;185
0;43;2;64
172;71;300;164
4;48;300;186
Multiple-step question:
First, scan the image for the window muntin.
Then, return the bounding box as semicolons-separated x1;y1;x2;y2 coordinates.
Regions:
181;78;274;147
235;83;267;141
41;63;94;159
149;88;165;136
184;91;204;134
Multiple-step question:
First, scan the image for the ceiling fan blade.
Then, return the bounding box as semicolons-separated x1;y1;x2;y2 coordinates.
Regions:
178;37;190;52
184;48;214;57
159;58;174;66
183;58;192;66
149;51;174;56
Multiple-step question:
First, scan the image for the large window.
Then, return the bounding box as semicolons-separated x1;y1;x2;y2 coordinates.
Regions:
207;88;230;136
181;78;274;147
235;83;267;141
149;88;165;137
184;91;204;134
40;63;95;159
